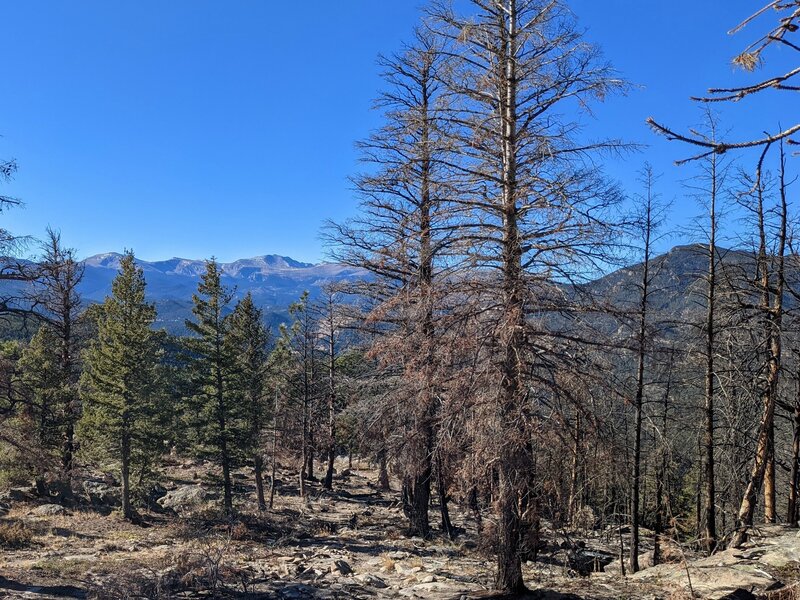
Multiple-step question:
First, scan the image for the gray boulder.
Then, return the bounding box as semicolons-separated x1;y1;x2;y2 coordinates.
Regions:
157;484;206;514
29;503;68;516
83;480;121;507
0;486;36;503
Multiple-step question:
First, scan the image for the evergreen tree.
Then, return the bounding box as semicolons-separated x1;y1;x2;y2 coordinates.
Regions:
79;252;162;520
185;259;242;514
275;292;318;500
19;326;63;453
226;293;271;510
32;229;84;483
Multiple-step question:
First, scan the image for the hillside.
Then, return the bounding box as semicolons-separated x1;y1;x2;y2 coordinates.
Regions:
0;244;768;336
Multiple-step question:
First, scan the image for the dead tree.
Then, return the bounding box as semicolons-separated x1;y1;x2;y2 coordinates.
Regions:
628;165;668;571
326;29;457;538
648;1;799;159
312;285;343;490
731;142;788;546
428;0;627;591
0;157;37;323
679;115;728;553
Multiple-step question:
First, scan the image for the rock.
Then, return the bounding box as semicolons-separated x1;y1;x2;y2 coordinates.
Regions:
718;591;757;600
398;581;481;598
0;486;36;503
333;559;353;575
145;482;168;507
29;503;68;516
157;484;206;514
83;479;121;507
279;584;315;599
356;573;387;588
632;545;779;598
566;547;616;575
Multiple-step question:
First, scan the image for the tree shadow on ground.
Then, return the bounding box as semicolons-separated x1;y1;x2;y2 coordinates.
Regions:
466;591;584;600
0;576;87;599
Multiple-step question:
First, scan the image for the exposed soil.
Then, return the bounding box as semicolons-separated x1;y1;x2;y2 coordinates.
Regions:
0;459;795;599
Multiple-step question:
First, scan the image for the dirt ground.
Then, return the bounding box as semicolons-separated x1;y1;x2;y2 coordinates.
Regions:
0;458;775;599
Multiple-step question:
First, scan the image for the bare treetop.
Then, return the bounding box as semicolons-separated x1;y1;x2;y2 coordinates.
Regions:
648;1;799;162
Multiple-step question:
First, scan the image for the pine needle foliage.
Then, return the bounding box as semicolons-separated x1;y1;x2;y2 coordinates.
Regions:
79;251;163;520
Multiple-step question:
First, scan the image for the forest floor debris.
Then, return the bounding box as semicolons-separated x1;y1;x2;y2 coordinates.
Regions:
0;460;798;599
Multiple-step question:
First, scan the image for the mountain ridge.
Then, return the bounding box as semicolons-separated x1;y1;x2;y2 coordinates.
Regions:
76;252;365;331
0;244;766;334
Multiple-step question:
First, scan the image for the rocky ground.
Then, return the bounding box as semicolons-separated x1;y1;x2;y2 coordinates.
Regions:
1;459;799;599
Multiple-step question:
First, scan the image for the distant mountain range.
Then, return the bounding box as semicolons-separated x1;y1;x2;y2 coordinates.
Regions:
79;253;366;331
0;244;775;337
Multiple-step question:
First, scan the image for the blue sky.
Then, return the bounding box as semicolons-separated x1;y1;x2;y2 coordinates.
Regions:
0;1;795;263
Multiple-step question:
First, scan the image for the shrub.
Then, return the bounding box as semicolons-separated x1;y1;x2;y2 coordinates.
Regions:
0;520;33;548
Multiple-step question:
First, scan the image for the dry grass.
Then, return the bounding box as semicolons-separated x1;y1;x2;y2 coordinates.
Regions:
229;521;249;541
0;520;33;548
408;555;424;569
32;557;95;579
380;553;396;572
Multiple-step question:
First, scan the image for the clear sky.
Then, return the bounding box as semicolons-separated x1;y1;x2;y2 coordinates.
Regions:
0;1;795;263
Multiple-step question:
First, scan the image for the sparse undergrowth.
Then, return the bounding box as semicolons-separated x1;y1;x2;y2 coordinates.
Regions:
0;519;33;549
0;461;798;599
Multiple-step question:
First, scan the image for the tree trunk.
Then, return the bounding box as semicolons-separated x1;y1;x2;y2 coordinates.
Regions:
765;429;776;523
218;367;233;515
377;449;390;491
630;396;642;573
702;153;718;554
405;457;432;538
307;427;316;482
436;450;454;540
469;485;483;533
732;395;776;546
493;2;528;592
269;388;279;510
221;449;232;515
300;399;308;499
789;380;800;525
121;428;132;520
254;454;266;511
496;471;526;594
323;316;336;490
568;412;581;524
732;146;786;547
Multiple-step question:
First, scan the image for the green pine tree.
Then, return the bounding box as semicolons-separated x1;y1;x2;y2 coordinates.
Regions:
185;259;243;514
19;326;63;451
226;292;271;510
18;325;73;494
78;251;162;520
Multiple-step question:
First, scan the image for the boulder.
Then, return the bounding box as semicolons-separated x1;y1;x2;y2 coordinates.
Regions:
145;482;168;508
157;484;206;514
83;480;121;507
632;545;779;599
29;503;68;516
356;573;387;588
0;485;36;503
333;559;352;575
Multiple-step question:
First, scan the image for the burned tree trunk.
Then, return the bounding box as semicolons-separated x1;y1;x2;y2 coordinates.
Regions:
732;143;787;547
